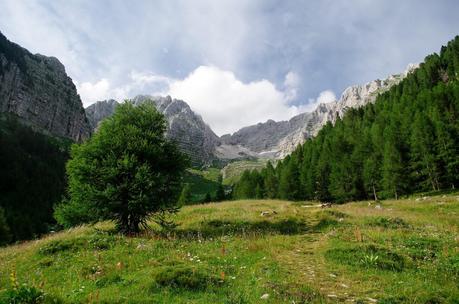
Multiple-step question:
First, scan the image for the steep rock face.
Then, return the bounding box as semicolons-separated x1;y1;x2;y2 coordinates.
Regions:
85;99;118;129
0;32;91;141
85;95;221;165
223;64;418;158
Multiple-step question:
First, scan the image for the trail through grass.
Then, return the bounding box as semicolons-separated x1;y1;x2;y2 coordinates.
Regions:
0;195;458;303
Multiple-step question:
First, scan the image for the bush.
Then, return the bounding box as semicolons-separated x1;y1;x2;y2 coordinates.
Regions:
0;285;62;304
3;285;44;304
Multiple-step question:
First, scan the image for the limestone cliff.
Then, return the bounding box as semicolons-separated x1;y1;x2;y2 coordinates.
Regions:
0;32;91;141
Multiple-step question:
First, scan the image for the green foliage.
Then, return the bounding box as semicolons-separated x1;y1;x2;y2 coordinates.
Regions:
215;177;226;202
152;265;221;291
204;192;212;203
0;207;12;246
59;101;187;234
178;184;192;205
0;115;70;243
3;285;45;304
233;36;459;202
183;168;221;203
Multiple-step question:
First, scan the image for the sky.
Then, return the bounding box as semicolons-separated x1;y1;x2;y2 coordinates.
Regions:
0;0;458;135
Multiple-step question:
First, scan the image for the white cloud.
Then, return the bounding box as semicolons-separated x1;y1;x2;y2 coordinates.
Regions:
78;66;331;135
305;90;337;112
76;71;176;107
317;90;337;104
284;71;300;101
166;66;305;135
76;79;111;107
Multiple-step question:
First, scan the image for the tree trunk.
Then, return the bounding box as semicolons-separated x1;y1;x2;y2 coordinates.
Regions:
372;184;378;201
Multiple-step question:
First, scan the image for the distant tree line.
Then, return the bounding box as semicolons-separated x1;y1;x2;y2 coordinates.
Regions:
233;36;459;202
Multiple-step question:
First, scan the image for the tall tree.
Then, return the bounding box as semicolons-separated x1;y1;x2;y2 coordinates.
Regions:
56;101;187;234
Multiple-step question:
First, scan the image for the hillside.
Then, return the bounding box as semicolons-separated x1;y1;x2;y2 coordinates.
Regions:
0;114;71;243
0;195;458;303
234;36;459;202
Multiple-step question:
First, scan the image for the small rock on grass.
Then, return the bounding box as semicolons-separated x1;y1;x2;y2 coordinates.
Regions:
260;293;270;300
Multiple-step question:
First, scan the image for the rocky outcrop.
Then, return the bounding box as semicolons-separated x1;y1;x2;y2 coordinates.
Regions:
85;95;221;165
0;32;91;141
222;64;418;159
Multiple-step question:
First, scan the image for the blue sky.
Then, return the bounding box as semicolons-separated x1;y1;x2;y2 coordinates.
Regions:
1;0;458;135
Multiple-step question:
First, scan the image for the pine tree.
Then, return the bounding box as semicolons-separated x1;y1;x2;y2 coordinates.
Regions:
178;184;192;205
263;161;278;199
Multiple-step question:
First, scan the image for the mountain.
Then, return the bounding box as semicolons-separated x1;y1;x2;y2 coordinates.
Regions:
85;95;220;165
0;32;91;141
86;65;417;165
233;36;459;202
222;63;419;159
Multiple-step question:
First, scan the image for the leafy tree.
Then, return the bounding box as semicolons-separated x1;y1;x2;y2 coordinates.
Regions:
58;101;187;234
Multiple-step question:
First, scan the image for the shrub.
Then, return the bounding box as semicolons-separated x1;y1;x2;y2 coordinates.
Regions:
3;285;44;304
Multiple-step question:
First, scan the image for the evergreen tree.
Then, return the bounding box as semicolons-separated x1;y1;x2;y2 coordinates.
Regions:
178;184;192;205
0;207;12;246
215;175;226;201
57;101;187;234
264;161;278;199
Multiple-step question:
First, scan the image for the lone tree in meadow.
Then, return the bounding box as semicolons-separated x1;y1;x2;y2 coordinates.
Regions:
56;101;187;234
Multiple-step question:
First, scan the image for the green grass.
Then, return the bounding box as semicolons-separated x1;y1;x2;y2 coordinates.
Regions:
184;168;221;202
221;159;270;185
0;194;458;303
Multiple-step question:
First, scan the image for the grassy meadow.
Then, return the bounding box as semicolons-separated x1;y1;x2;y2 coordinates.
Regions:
0;194;458;303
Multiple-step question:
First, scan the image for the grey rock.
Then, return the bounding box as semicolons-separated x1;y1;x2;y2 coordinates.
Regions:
85;95;221;165
0;32;91;141
224;64;418;159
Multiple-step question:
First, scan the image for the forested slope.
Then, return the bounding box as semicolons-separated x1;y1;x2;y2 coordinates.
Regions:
234;36;459;202
0;115;70;244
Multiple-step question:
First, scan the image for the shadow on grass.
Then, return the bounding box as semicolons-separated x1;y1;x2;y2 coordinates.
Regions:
155;218;310;239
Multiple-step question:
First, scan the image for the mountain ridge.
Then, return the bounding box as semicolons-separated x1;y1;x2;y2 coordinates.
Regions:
85;64;417;164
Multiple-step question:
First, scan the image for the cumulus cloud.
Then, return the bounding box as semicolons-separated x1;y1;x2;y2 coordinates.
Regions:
78;66;337;135
284;71;300;101
166;66;305;135
76;79;111;107
302;90;337;113
76;71;176;107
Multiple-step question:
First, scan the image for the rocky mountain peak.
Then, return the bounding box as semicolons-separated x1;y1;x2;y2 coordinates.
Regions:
85;95;220;166
0;32;91;141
